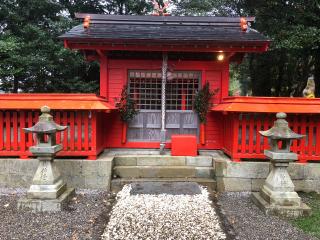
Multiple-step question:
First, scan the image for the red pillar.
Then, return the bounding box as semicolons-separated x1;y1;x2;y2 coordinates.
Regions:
221;62;229;101
98;51;108;99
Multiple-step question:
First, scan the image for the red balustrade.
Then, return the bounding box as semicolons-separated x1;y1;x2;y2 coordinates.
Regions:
0;110;104;160
223;113;320;163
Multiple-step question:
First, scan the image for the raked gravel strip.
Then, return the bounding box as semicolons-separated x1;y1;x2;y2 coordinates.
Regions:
102;183;227;240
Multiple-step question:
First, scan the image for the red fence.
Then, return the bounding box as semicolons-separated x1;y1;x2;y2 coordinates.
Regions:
0;110;105;159
223;113;320;162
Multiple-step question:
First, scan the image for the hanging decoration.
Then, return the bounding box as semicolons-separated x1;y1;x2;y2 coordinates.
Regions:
193;83;219;145
115;85;138;143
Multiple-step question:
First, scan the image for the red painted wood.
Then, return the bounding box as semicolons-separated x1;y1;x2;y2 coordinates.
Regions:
99;54;108;99
12;112;18;151
248;115;254;154
241;115;246;154
300;115;307;157
171;135;197;156
91;111;97;152
27;112;33;148
213;96;320;113
256;116;261;153
5;112;11;150
76;111;82;150
0;112;3;150
200;123;206;145
0;110;102;159
121;122;127;144
221;63;229;100
84;112;89;151
308;117;314;156
292;115;299;153
316;115;320;155
33;112;39;146
19;111;26;152
62;112;68;151
69;112;75;151
55;112;61;144
232;114;239;159
263;115;269;150
0;94;113;111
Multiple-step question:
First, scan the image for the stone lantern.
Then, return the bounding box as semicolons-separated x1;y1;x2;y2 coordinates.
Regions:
252;112;311;218
18;106;75;212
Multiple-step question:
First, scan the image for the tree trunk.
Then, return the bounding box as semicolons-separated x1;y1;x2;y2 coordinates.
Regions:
13;77;18;93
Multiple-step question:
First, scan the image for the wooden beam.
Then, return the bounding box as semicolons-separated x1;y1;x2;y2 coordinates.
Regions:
67;42;269;53
97;50;108;99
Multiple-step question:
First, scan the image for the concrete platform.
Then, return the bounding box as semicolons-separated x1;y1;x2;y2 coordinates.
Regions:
111;178;216;192
0;152;114;190
251;192;311;218
17;187;75;212
215;155;320;193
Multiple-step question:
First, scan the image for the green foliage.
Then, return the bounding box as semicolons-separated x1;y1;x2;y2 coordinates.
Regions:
193;83;218;123
1;0;319;96
175;0;320;97
0;0;153;93
292;192;320;238
115;85;138;122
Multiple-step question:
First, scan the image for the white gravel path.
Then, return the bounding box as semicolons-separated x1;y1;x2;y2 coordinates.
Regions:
102;183;226;240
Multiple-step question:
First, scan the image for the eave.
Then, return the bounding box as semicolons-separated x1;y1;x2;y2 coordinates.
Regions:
212;96;320;114
0;94;115;112
63;39;270;53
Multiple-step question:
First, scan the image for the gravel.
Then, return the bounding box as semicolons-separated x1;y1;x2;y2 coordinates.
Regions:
0;188;115;240
1;187;316;240
217;192;318;240
102;182;227;240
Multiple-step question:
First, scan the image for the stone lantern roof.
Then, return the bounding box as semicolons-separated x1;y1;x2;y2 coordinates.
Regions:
259;112;304;140
24;106;67;134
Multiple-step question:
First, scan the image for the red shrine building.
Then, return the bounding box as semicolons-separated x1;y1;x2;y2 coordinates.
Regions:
1;14;320;163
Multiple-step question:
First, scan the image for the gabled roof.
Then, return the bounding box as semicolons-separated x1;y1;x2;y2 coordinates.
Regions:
60;13;270;52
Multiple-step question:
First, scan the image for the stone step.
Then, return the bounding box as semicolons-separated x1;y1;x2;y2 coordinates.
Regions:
114;155;213;167
111;178;216;193
113;166;215;179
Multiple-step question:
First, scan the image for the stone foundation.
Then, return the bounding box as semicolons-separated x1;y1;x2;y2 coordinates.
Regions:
0;152;113;190
1;150;320;193
215;155;320;193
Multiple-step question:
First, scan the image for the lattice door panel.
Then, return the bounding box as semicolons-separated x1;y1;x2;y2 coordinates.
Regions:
127;70;200;142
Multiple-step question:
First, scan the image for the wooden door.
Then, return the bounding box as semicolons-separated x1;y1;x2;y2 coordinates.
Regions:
127;70;200;142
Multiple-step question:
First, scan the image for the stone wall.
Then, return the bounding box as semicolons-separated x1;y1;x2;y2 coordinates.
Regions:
215;156;320;193
0;153;113;190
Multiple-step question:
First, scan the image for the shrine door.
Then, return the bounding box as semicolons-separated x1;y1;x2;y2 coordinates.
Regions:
127;70;200;142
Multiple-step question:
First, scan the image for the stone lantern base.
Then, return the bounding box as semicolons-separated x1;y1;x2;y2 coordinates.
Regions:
18;156;75;212
18;187;75;212
252;192;311;218
252;150;311;218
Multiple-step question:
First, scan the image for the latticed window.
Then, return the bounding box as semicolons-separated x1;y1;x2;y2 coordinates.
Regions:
128;70;200;110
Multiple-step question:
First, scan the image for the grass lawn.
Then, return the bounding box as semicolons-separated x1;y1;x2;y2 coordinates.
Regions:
291;192;320;239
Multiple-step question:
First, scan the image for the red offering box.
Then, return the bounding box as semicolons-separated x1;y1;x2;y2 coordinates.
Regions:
171;135;197;156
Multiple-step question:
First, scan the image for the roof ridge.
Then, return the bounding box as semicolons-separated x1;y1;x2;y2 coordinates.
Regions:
75;13;255;24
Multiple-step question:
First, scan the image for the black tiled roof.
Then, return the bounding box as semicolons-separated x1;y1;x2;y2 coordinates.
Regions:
60;13;270;44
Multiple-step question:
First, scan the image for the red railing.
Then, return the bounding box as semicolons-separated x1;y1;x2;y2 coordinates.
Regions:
0;110;104;159
223;113;320;162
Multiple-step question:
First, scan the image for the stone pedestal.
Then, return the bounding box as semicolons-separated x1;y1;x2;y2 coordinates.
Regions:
18;155;75;212
18;106;74;212
252;150;311;218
